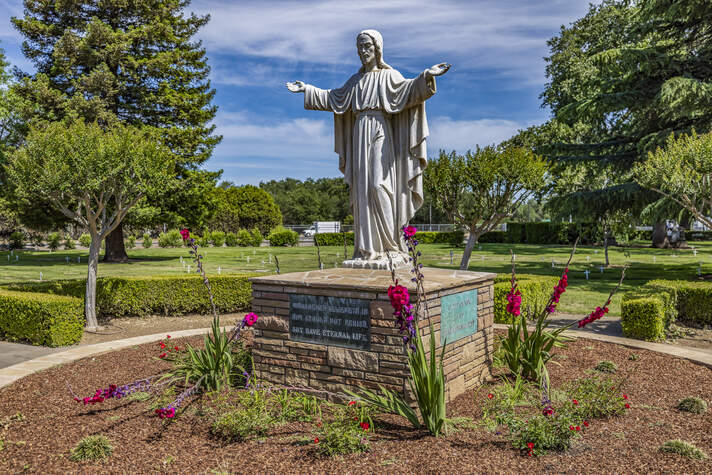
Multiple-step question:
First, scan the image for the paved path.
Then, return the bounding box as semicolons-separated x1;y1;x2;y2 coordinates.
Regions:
2;322;712;390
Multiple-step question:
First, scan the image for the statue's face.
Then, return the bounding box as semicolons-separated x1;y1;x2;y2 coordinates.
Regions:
357;35;376;66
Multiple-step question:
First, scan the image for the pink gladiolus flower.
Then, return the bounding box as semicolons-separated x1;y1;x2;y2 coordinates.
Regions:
179;228;190;241
243;312;259;327
387;284;410;311
505;288;522;317
578;306;609;327
403;225;417;238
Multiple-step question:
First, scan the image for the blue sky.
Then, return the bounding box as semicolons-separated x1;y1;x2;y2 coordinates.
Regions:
0;0;600;185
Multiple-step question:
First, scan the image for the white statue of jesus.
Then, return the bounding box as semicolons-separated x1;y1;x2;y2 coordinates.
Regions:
287;29;450;268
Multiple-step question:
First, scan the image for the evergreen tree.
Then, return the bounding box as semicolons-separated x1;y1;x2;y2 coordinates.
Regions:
11;0;221;261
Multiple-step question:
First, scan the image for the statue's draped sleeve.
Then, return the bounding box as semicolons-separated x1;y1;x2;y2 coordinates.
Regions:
303;70;436;228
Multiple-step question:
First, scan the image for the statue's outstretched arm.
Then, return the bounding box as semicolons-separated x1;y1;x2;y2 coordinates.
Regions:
424;63;451;79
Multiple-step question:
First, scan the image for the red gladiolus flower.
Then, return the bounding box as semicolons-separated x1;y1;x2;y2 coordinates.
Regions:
179;228;190;241
575;426;581;431
360;422;370;431
583;421;589;427
314;437;319;444
505;287;522;317
625;403;630;409
572;399;578;405
403;225;417;238
159;353;167;358
487;393;493;399
569;425;575;431
348;401;356;406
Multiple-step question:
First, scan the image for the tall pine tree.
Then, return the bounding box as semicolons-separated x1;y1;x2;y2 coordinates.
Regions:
12;0;221;260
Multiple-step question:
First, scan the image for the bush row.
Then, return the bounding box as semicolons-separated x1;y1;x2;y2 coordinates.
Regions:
2;274;254;319
493;274;559;324
152;228;264;248
314;232;355;246
479;222;603;245
267;228;299;246
620;279;712;341
0;289;84;347
312;230;465;247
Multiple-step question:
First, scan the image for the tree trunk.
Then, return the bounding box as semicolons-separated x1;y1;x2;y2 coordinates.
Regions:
652;221;669;248
459;230;478;270
85;237;101;330
103;222;128;262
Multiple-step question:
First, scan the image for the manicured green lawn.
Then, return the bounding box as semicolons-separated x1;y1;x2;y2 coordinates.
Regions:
1;241;709;316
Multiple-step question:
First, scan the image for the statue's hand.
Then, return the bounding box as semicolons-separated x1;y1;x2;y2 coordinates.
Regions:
425;63;451;78
286;80;306;93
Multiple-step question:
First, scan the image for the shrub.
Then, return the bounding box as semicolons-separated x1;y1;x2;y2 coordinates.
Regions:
413;230;465;246
268;227;298;246
594;360;618;374
79;234;92;248
620;295;666;341
47;232;62;251
314;232;354;246
125;235;136;249
195;233;211;247
250;227;263;247
313;404;372;456
493;274;558;324
211;230;226;247
677;397;707;414
211;392;274;441
270;389;322;423
659;440;708;460
236;229;253;247
70;435;114;461
63;236;76;250
158;229;182;248
29;232;44;247
564;375;627;419
0;289;84;346
2;274;254;318
504;412;579;456
479;231;506;243
142;232;152;248
647;280;712;326
9;231;24;250
224;232;238;247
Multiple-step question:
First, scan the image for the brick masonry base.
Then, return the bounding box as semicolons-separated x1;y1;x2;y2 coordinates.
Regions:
250;267;496;403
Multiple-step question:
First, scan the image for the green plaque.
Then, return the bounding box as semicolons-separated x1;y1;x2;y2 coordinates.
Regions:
440;289;478;345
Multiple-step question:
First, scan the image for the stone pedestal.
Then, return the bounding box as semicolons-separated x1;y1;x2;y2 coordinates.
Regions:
250;267;495;403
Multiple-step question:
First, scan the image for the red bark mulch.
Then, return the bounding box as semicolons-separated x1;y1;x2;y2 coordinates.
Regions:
1;332;711;474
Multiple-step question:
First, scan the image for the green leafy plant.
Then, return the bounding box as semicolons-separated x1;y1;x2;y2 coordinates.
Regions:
659;439;708;460
564;375;627;419
158;229;183;248
250;227;263;247
224;232;238;247
677;397;707;414
313;402;373;456
79;234;92;248
70;435;114;461
210;231;226;247
211;392;274;441
142;232;152;248
9;231;24;250
125;235;136;249
594;360;618;374
267;226;298;246
63;236;76;250
504;411;580;456
47;232;61;251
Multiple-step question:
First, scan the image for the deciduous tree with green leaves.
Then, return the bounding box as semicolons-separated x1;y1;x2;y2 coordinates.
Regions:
425;147;548;270
11;0;221;261
635;131;712;230
7;121;172;329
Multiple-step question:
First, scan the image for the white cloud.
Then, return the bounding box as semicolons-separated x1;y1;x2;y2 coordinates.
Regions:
193;0;599;81
428;117;525;152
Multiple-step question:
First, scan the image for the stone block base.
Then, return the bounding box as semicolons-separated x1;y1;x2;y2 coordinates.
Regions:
250;267;495;403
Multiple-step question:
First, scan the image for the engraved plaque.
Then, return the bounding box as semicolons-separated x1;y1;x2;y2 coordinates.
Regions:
440;289;478;345
289;294;371;350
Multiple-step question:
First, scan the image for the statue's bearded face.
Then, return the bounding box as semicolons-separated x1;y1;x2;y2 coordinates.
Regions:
357;35;376;67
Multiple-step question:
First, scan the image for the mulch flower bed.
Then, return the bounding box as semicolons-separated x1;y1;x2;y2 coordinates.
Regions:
1;332;711;473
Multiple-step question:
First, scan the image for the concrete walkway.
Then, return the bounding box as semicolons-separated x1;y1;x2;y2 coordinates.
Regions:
2;323;712;390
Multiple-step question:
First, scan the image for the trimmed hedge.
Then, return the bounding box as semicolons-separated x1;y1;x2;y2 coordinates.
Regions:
479;231;506;243
0;289;84;346
414;230;465;246
314;232;355;246
267;229;298;246
2;274;254;318
493;274;559;324
499;222;602;245
687;230;712;241
620;279;712;341
621;295;667;341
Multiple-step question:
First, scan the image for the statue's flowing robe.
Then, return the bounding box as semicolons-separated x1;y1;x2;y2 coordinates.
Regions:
304;69;436;259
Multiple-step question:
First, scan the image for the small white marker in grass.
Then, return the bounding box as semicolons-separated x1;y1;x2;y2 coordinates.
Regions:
586;256;590;262
599;266;604;273
65;256;70;264
217;266;221;275
39;272;43;281
187;265;191;273
246;256;250;263
584;269;590;280
693;249;698;256
653;256;656;263
15;255;19;262
77;256;80;263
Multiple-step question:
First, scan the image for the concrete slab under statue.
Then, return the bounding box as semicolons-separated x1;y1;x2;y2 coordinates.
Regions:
250;267;495;403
